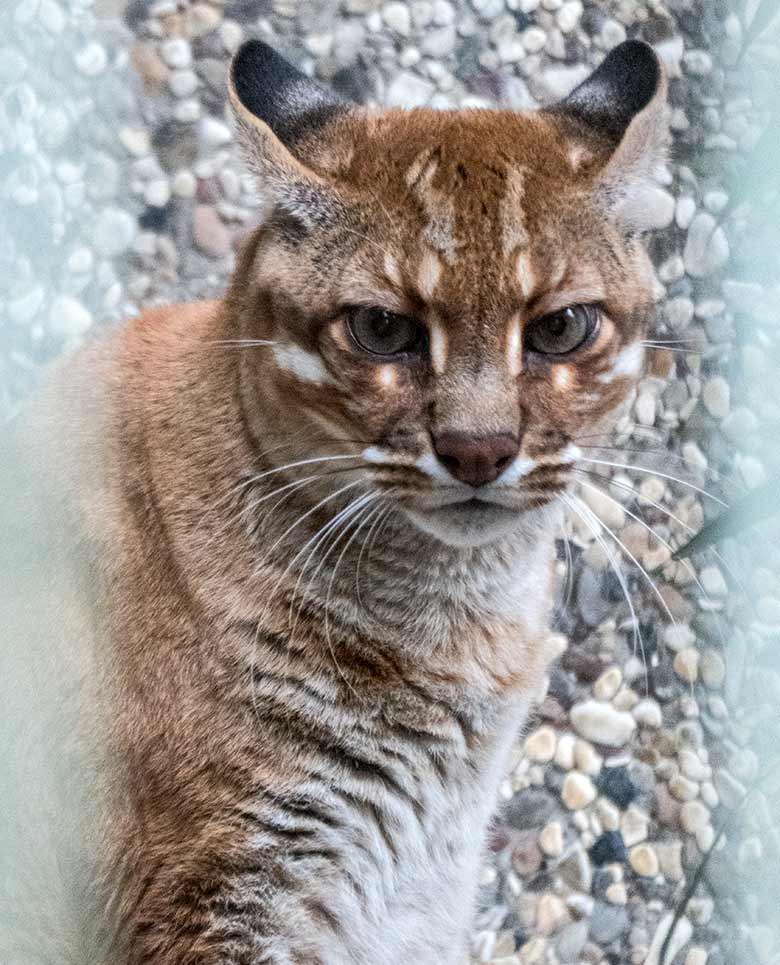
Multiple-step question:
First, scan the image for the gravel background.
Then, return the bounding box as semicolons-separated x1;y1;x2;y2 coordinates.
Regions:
2;1;780;963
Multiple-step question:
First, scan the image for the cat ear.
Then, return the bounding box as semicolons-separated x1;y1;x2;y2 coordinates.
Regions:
546;40;669;231
228;40;352;227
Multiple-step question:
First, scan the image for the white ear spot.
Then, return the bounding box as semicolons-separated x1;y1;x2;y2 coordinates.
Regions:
506;315;522;377
515;252;536;301
378;365;397;389
428;315;448;375
272;343;332;385
554;365;574;390
417;250;442;301
598;342;644;384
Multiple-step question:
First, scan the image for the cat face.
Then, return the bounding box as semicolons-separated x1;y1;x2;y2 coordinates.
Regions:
228;41;667;547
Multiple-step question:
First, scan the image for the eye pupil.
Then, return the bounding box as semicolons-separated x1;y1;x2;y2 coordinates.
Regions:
347;307;423;357
524;304;599;357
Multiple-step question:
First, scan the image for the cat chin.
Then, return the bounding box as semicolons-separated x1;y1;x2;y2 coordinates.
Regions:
402;500;531;548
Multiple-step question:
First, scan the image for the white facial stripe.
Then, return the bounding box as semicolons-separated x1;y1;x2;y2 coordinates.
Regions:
378;365;396;388
415;451;454;482
428;316;448;375
417;250;442;302
559;443;582;463
362;446;393;465
497;455;536;485
553;365;574;390
272;344;332;385
383;252;403;287
515;252;535;301
506;316;522;377
598;342;644;384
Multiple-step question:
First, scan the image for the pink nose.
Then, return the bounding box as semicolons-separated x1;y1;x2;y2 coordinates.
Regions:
432;431;520;487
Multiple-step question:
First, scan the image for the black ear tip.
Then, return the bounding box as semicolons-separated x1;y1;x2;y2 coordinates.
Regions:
230;40;298;104
554;38;663;143
600;39;662;105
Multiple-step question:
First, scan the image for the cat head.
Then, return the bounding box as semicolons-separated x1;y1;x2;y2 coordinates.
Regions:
226;40;667;548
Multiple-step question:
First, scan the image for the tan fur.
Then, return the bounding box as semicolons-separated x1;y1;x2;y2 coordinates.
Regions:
4;44;666;964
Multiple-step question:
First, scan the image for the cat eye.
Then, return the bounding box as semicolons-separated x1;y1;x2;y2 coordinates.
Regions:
346;306;426;358
524;304;600;357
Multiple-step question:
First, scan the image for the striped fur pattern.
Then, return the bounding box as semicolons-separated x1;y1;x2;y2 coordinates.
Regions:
8;40;667;964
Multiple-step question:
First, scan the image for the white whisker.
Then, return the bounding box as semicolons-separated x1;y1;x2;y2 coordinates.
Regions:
577;456;729;508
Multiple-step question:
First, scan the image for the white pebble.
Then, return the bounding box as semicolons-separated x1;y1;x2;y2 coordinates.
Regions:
75;43;107;77
593;666;622;702
674;648;699;683
570;700;636;748
49;295;92;338
145;178;171;208
524;726;557;763
630;844;659;877
633;699;662;728
562;771;597;810
680;800;709;834
556;0;582;33
684;212;730;278
702;376;730;419
383;1;412;35
522;26;548;53
700;565;727;596
161;37;192;69
621;805;649;846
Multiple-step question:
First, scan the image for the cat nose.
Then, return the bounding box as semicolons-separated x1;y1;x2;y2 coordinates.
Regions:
432;431;520;487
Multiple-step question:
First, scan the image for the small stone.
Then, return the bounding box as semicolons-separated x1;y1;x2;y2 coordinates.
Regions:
511;829;543;877
680;800;709;834
92;207;136;256
700;566;727;596
679;751;709;783
556;920;588;964
554;734;576;770
39;0;66;33
522;26;548;53
655;34;684;78
530;64;589;101
573;740;602;777
674;648;699;683
702;377;730;419
537;893;568;935
685;949;708;965
119;127;150;158
683;50;713;76
185;3;221;38
670;775;700;802
172;169;197;198
75;42;107;76
664;296;694;332
629;843;659;877
571;701;636;748
562;772;597;810
656;841;684;881
605;882;627;905
589;902;629;944
601;18;626;48
540;820;564;857
161;37;192;69
700;650;726;689
170;69;199;98
49;295;92;339
504;787;558;829
620;805;649;847
382;1;412;35
684;212;730;278
635;391;656;427
555;0;582;33
593;667;621;702
220;20;244;53
664;624;695;652
525;726;557;763
558;843;592;892
676;196;696;230
589;830;626;866
595;798;619;832
386;71;435;106
145;178;171;208
193;205;232;258
633;699;662;728
643;186;676;229
597;765;639;809
8;286;45;325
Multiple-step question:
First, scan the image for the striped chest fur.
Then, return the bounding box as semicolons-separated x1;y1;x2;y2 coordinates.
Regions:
11;36;668;965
